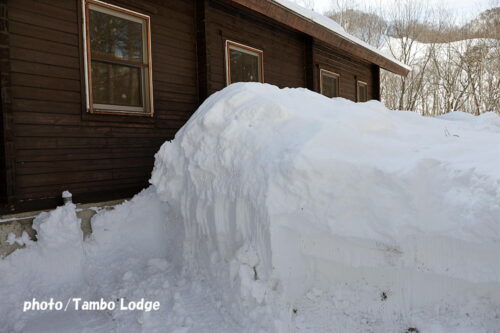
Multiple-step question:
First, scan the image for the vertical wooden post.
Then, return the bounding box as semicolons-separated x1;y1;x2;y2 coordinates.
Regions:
372;64;381;101
0;0;15;211
195;0;208;105
305;36;314;91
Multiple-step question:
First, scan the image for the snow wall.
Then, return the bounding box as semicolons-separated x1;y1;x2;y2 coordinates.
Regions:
151;83;500;331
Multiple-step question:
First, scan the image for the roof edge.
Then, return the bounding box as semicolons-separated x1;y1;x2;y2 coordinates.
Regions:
228;0;411;76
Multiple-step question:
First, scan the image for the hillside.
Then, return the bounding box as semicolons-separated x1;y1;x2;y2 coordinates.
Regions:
328;7;500;43
325;5;499;115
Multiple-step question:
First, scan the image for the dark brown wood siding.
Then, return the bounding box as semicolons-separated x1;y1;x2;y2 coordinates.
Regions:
2;0;198;213
205;0;307;94
312;41;379;102
0;0;6;205
0;0;14;207
1;0;385;214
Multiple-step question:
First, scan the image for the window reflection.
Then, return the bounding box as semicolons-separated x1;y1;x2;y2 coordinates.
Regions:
89;9;143;62
92;61;142;106
357;82;367;102
226;41;263;85
321;71;339;98
85;1;152;114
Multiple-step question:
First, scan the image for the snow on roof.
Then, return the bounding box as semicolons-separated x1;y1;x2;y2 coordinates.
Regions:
272;0;412;72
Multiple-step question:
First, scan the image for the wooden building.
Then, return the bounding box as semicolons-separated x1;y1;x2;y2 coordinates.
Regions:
0;0;409;214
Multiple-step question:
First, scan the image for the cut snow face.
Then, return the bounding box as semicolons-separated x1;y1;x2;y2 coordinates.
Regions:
0;83;499;332
151;83;500;332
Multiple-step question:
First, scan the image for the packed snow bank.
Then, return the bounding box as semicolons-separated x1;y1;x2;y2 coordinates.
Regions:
151;83;500;332
1;188;245;333
1;83;499;332
0;188;181;333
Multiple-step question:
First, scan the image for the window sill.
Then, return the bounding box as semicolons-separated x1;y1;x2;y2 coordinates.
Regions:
90;109;153;117
81;106;156;124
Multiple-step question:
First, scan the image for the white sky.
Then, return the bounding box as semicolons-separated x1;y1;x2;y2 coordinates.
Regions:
306;0;497;22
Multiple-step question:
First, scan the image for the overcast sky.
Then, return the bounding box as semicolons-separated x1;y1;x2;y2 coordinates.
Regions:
305;0;497;22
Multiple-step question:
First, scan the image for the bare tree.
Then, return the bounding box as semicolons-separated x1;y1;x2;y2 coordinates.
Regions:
326;0;500;115
327;9;387;47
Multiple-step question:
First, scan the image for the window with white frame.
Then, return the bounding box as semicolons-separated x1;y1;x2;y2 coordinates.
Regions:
320;69;340;98
83;0;153;116
357;80;367;102
225;40;264;85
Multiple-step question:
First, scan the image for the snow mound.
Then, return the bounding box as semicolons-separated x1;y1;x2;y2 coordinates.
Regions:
151;83;500;332
32;203;82;250
0;188;178;333
438;111;500;133
1;83;499;332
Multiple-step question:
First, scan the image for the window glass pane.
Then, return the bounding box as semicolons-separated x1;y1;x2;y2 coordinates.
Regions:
358;84;367;102
91;61;142;107
322;74;338;98
89;9;143;62
229;48;261;83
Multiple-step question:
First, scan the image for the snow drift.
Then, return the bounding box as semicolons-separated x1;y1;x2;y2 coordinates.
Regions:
1;83;499;332
151;83;500;332
0;189;174;332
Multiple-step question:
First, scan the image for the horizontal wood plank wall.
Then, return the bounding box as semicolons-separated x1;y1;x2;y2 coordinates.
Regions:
0;83;5;205
3;0;198;213
205;0;307;94
0;0;12;207
313;41;377;101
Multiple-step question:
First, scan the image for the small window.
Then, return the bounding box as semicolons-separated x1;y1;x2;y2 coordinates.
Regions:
320;69;340;98
357;81;367;102
83;0;153;116
225;40;264;85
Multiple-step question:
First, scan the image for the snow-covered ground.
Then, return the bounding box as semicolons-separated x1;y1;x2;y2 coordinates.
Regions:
1;83;499;332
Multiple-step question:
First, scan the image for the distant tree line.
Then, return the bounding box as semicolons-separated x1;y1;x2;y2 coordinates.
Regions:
327;0;500;115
